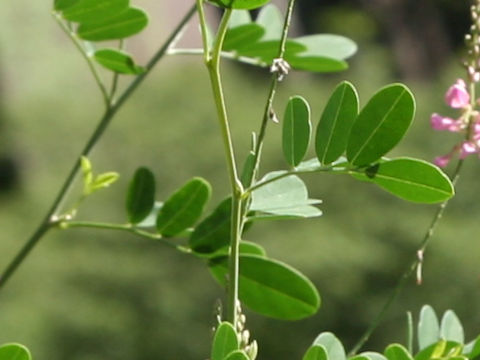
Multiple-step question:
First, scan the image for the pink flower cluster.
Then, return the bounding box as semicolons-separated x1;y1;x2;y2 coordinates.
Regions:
430;79;480;167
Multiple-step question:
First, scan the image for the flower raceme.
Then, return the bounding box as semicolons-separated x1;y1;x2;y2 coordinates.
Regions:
430;78;480;167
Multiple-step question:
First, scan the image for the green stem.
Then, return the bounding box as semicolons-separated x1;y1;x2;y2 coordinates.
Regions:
0;5;197;291
248;0;297;188
53;14;111;107
348;159;464;356
167;48;267;67
109;40;125;100
59;220;183;249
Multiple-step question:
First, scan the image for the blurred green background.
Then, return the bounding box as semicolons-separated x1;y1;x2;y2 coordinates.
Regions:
0;1;479;359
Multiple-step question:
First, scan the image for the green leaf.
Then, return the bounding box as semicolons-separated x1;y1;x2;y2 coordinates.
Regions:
208;0;271;10
316;81;359;165
126;167;156;224
78;7;149;41
209;255;320;320
235;39;306;64
256;4;283;40
0;343;32;360
190;198;231;254
415;340;466;360
347;84;415;166
283;96;311;166
384;344;413;360
418;305;440;350
80;156;93;194
157;177;211;237
313;332;346;360
90;171;119;191
94;49;145;74
54;0;79;11
240;151;256;188
61;0;128;23
294;35;357;60
353;158;454;203
223;350;250;360
464;336;480;359
361;352;388;360
198;240;266;259
441;310;464;344
303;345;328;360
250;171;322;218
211;322;239;360
229;10;252;28
286;56;348;73
224;24;265;52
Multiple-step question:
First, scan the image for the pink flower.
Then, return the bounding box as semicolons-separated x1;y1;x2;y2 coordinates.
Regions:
434;154;452;168
445;79;470;108
430;113;459;131
460;141;478;158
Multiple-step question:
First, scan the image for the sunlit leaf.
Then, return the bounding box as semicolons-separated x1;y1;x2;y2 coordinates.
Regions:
384;344;413;360
294;35;357;60
54;0;79;11
94;49;145;74
0;343;32;360
156;177;211;237
286;56;348;73
441;310;464;344
256;4;283;40
347;84;415;166
235;39;306;64
316;81;358;164
209;255;320;320
303;345;328;360
78;7;148;41
313;332;346;360
351;158;454;203
61;0;128;23
283;95;311;166
229;10;252;28
90;172;119;191
208;0;271;10
224;350;250;360
126;167;155;224
211;322;238;360
418;305;440;350
361;352;388;360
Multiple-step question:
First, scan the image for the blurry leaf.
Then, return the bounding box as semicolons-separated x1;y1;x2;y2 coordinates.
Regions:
240;151;256;187
286;56;348;73
90;171;119;191
211;322;239;360
313;332;346;360
54;0;79;11
229;10;252;28
296;158;322;171
94;49;145;74
418;305;440;350
347;84;415;166
78;7;148;41
350;356;371;360
247;206;321;221
441;310;464;344
209;255;320;320
134;202;163;228
283;95;311;166
224;24;265;51
361;352;388;360
80;156;93;194
126;167;155;224
352;158;454;203
224;350;250;360
199;240;266;259
0;343;32;360
415;341;466;360
303;345;328;360
384;344;413;360
61;0;128;23
464;336;480;359
208;0;271;10
250;171;322;217
256;4;283;40
316;81;359;165
190;198;231;254
235;39;306;64
157;177;211;237
294;35;357;60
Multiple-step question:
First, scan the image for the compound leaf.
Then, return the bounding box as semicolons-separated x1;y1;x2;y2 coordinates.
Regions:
283;95;311;166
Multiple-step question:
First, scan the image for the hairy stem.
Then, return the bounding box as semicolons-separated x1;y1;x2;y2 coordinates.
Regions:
0;5;197;291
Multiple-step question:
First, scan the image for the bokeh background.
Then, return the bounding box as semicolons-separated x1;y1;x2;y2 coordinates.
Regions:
0;0;479;359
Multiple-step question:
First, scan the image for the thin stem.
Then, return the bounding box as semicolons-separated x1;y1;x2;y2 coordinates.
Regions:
53;14;110;107
247;0;297;188
59;220;182;249
167;48;267;67
227;196;243;324
196;0;211;62
0;5;197;291
348;159;464;356
109;40;125;100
